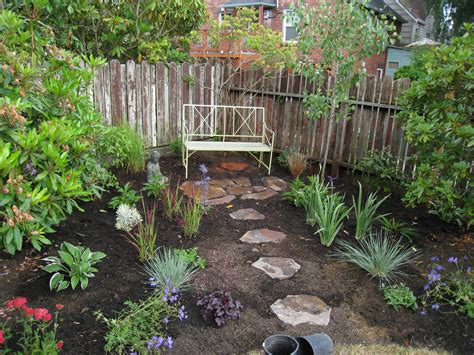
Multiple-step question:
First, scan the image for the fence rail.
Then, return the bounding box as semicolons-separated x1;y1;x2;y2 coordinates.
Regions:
92;60;411;173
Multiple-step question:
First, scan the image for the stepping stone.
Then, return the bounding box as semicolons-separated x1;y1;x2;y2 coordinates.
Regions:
180;181;227;200
219;162;249;171
253;185;268;192
241;189;277;200
209;179;236;188
230;208;265;220
227;186;254;195
252;257;300;280
233;177;251;187
207;195;236;206
270;295;331;326
263;176;288;192
240;229;286;244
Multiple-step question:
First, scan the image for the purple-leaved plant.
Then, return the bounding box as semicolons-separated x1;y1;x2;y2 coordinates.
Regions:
196;290;243;327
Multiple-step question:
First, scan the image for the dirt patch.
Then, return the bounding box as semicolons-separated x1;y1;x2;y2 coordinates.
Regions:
1;152;472;354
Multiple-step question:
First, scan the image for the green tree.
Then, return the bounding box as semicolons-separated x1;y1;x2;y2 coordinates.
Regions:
428;0;474;40
293;0;397;175
397;24;474;227
6;0;206;62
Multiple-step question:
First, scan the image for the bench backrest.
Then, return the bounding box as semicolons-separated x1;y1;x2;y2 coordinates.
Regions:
182;104;266;142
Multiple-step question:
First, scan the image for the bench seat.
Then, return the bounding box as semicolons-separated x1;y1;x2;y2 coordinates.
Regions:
184;141;271;152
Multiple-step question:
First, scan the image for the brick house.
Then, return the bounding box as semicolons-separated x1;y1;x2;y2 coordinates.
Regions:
191;0;434;77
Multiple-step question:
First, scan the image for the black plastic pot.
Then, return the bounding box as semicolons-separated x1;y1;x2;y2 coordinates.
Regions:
295;333;333;355
263;334;300;355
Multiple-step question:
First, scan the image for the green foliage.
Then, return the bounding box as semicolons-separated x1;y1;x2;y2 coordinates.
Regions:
42;242;106;292
355;149;405;192
180;199;205;237
294;0;397;175
397;26;474;227
98;125;146;173
174;247;206;269
142;175;167;198
282;175;330;208
95;293;180;354
6;0;206;63
381;283;418;311
108;183;140;210
380;216;417;243
394;47;431;81
169;138;182;155
428;0;474;40
353;182;389;240
334;230;420;284
307;191;351;247
161;182;182;220
421;256;473;318
0;11;112;254
143;248;198;292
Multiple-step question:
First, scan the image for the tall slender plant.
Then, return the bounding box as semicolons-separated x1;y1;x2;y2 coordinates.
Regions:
293;0;397;176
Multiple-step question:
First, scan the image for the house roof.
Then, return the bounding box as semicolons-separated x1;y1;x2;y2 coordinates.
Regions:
366;0;407;23
221;0;277;8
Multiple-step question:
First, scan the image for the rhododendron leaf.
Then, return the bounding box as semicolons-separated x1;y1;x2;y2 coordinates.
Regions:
58;251;74;267
43;263;63;273
80;277;89;290
71;275;80;289
57;281;70;292
50;272;64;290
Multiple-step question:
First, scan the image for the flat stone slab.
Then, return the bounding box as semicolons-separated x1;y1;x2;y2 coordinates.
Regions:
207;194;236;206
270;295;331;326
233;177;251;187
263;176;288;192
253;186;268;192
219;162;249;171
180;181;227;201
227;186;254;195
240;229;286;244
209;179;236;188
230;208;265;220
241;189;277;200
252;257;300;280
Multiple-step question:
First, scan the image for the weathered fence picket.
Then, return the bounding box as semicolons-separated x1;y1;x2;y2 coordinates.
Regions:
91;60;410;172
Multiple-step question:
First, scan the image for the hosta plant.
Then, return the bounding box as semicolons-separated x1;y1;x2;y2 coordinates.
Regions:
196;290;243;327
381;283;418;311
42;242;106;292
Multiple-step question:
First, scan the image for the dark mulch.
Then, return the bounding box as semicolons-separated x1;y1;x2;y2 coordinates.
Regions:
1;152;472;354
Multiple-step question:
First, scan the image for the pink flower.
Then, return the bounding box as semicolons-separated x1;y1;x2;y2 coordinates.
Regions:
22;305;34;317
55;304;64;310
43;313;52;322
6;297;27;309
0;330;5;344
33;308;49;321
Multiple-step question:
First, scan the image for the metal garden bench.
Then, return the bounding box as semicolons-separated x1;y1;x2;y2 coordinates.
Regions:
181;104;274;178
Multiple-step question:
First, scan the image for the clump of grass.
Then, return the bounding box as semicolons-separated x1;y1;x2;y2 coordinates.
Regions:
334;229;420;284
353;182;389;240
161;180;182;220
287;151;307;177
180;198;205;237
143;248;198;291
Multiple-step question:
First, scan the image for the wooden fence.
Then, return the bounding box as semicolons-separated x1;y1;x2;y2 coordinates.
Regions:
92;60;411;172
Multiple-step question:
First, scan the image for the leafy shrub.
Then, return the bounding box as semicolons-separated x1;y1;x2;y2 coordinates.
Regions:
196;290;243;327
169;138;183;155
379;216;417;243
307;191;351;247
397;26;474;227
282;175;330;208
143;248;198;292
0;11;112;254
334;230;420;284
179;199;205;237
97;125;146;173
355;149;405;192
116;201;158;261
96;292;184;354
381;283;418;311
108;183;140;210
353;182;389;240
174;247;206;269
420;256;473;318
142;175;167;198
1;297;63;353
42;242;106;292
161;182;183;220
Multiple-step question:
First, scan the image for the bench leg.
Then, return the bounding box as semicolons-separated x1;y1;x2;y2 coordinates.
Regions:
258;152;263;167
184;147;189;179
268;150;273;175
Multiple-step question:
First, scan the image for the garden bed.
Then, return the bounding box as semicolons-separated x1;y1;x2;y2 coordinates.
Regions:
1;153;472;354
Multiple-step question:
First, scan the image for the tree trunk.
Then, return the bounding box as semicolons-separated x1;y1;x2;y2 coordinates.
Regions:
321;66;338;177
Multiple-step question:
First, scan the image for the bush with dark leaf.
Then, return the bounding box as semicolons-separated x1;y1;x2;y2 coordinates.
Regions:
196;290;243;327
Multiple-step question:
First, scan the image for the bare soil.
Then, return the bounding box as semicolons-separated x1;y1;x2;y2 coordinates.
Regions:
1;153;472;354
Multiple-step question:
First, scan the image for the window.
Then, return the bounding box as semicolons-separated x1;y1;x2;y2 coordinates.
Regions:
414;27;420;40
388;62;399;70
283;9;298;42
427;32;431;39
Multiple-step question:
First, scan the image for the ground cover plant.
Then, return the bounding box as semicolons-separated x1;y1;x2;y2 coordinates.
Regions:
196;290;243;327
108;183;141;210
381;283;418;311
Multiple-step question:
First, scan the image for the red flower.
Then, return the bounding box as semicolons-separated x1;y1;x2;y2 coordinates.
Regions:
33;308;49;321
55;304;63;310
6;297;27;309
22;305;34;317
43;313;52;322
0;330;5;344
56;341;63;349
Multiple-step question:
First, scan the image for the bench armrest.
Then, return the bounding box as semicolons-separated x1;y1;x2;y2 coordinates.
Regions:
263;123;275;148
